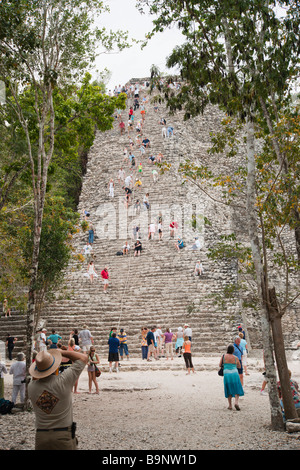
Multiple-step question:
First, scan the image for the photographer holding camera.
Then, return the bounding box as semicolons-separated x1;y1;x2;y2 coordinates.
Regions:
28;348;88;450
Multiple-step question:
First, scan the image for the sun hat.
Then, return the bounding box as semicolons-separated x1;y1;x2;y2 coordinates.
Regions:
29;349;62;379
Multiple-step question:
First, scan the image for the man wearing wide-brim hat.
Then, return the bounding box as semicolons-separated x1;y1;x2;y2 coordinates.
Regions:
28;348;88;450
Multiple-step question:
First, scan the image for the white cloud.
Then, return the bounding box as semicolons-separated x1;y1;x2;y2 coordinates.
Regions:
94;0;184;90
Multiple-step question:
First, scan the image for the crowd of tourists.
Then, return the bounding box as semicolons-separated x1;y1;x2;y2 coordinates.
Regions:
2;318;300;449
79;80;205;292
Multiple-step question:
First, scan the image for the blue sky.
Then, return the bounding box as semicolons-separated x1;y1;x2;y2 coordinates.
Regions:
95;0;185;91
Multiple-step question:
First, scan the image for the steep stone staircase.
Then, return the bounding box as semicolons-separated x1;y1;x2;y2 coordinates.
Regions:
38;80;242;357
0;80;244;360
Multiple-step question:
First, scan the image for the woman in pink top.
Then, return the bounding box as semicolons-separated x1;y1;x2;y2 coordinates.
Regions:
163;328;174;360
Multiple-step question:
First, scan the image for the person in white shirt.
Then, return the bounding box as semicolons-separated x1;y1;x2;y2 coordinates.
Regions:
184;324;192;341
82;242;93;264
125;174;133;188
156;326;164;357
194;261;204;276
108;179;114;198
10;352;26;404
190;237;201;250
36;328;47;352
118;168;125;184
148;223;156;240
123;242;130;255
0;355;8;399
152;169;158;183
78;326;94;353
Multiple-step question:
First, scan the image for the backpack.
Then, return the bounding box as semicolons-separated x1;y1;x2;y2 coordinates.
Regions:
116;251;123;256
0;398;14;415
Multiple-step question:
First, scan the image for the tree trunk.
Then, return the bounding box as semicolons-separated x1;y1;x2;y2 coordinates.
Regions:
24;90;53;409
267;287;298;421
24;213;42;409
246;114;284;430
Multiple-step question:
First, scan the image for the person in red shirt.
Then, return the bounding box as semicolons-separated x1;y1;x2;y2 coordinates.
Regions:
169;221;178;238
119;120;125;135
101;267;109;294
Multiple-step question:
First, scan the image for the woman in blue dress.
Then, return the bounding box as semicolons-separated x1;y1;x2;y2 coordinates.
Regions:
219;344;244;410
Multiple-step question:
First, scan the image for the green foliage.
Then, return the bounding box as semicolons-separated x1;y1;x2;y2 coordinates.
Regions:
141;0;300;312
140;0;300;120
19;196;79;312
0;0;130;315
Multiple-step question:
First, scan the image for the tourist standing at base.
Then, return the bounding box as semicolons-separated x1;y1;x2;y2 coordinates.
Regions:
28;348;88;450
9;352;26;404
182;336;195;375
0;354;7;399
233;336;244;386
141;328;148;360
175;327;184;357
219;344;244;411
163;328;174;360
87;346;100;394
183;324;192;341
78;325;94;353
155;326;164;357
47;329;62;349
118;329;130;361
239;332;249;376
146;327;157;361
108;333;120;373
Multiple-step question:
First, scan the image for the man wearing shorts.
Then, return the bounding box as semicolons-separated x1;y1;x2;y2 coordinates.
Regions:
78;326;94;353
108;333;120;373
146;327;157;361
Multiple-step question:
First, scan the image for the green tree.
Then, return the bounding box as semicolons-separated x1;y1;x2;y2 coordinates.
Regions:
19;196;79;326
138;0;300;428
0;0;130;393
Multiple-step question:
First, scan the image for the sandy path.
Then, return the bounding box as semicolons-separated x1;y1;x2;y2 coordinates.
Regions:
1;355;300;451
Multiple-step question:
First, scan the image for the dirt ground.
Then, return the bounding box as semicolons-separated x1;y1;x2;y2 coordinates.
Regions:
1;354;300;452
